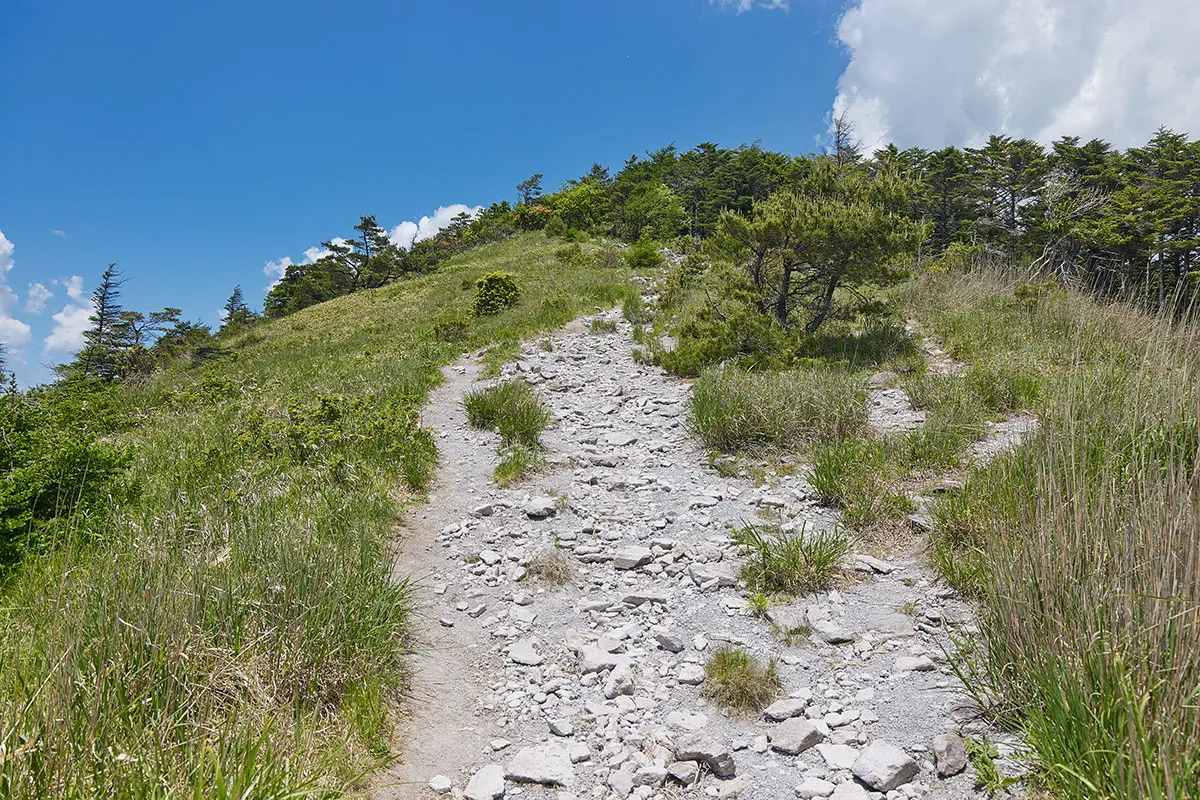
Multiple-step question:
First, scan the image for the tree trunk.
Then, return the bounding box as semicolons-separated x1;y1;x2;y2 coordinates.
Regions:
775;260;791;326
805;272;840;334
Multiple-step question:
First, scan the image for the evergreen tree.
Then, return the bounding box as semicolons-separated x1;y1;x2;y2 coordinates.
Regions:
516;173;544;206
79;264;126;380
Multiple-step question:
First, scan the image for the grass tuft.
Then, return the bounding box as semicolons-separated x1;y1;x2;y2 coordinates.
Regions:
689;365;866;454
732;523;850;595
701;646;782;713
494;443;541;486
525;547;571;585
464;380;551;448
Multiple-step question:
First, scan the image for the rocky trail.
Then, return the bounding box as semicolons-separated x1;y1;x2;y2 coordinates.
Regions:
373;305;1032;800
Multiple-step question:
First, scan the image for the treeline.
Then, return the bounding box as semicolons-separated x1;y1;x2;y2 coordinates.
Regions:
257;126;1200;325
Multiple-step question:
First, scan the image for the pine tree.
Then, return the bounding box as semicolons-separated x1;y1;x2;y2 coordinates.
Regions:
79;263;126;380
516;173;544;206
220;286;257;333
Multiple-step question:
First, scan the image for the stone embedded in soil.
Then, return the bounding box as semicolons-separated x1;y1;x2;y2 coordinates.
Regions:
764;697;808;721
613;545;653;570
506;742;575;785
831;782;871;800
667;760;700;785
807;605;855;644
855;554;898;574
765;605;809;634
464;764;505;800
674;733;737;777
428;774;453;794
852;740;920;791
795;776;836;799
816;742;860;770
524;496;557;519
895;655;936;673
508;638;543;666
769;717;824;755
933;732;969;776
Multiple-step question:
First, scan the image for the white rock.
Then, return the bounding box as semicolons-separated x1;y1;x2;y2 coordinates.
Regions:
933;732;968;776
851;740;919;791
464;764;505;800
549;717;575;737
667;760;700;785
507;742;575;785
816;743;859;770
614;546;653;570
807;605;855;644
569;741;591;764
677;664;706;685
604;660;635;698
855;554;897;574
764;697;808;721
525;496;558;519
674;734;736;777
769;717;824;755
579;646;621;673
509;638;544;666
795;776;835;799
480;549;502;566
830;782;871;800
428;775;453;795
894;655;936;673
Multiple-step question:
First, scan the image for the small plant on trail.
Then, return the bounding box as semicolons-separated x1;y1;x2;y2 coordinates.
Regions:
463;381;550;448
472;271;521;316
732;523;851;595
622;293;653;324
525;546;571;585
809;438;915;528
702;646;782;713
589;318;617;335
494;443;541;485
625;238;665;270
966;736;1019;794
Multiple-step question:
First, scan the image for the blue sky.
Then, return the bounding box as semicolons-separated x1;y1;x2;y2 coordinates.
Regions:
3;0;1197;386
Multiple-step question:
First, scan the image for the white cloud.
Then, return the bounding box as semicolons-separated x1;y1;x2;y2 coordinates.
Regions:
51;229;67;239
0;231;32;356
63;275;85;301
710;0;788;12
388;204;483;249
832;0;1200;152
25;282;52;314
45;302;93;353
262;256;293;289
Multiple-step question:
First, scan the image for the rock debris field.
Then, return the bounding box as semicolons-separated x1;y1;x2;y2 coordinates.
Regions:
374;305;1031;800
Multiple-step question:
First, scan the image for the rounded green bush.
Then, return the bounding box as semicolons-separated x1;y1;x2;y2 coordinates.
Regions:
472;271;521;316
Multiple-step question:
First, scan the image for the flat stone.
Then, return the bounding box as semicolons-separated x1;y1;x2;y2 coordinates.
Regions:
674;733;736;777
677;664;705;685
830;783;871;800
688;562;738;587
894;655;936;673
603;432;639;447
769;717;824;755
506;742;574;785
816;742;859;770
614;546;653;570
907;512;934;533
807;605;854;644
795;777;836;799
472;503;495;517
621;590;668;606
933;732;968;776
509;638;544;666
655;633;685;653
578;646;621;673
569;741;591;763
548;717;574;737
667;761;700;785
764;697;808;721
428;775;453;795
525;496;558;519
480;549;502;565
665;710;708;732
852;740;919;791
855;554;897;574
464;764;505;800
632;765;668;787
689;494;720;508
766;606;809;634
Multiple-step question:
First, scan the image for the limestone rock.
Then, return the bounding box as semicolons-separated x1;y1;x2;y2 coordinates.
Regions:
816;742;859;770
764;697;808;721
894;655;936;673
603;660;635;698
933;732;968;776
428;775;453;795
506;742;574;785
508;638;543;666
674;733;736;777
525;496;557;519
830;782;871;800
677;664;705;685
807;604;855;644
464;764;505;800
795;777;835;799
769;717;824;755
851;740;919;791
613;546;653;570
667;760;700;785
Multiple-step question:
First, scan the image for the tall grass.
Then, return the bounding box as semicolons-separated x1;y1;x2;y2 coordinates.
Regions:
911;271;1200;799
689;364;866;453
0;233;632;797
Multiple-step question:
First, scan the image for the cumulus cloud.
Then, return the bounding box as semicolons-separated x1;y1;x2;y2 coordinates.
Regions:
0;230;32;356
710;0;788;12
25;282;52;314
262;238;350;291
388;204;482;249
832;0;1200;152
44;274;93;354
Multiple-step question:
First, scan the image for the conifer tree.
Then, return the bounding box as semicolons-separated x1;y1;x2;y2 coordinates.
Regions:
79;263;126;380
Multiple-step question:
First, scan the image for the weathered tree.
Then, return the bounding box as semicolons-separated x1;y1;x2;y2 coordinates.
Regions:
78;264;126;380
516;173;544;206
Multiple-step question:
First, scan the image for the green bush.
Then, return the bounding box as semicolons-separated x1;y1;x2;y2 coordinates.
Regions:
809;438;914;528
732;523;850;595
625;238;665;270
689;365;866;453
472;272;521;316
542;215;567;238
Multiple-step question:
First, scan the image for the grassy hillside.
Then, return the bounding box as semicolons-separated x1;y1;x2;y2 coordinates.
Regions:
0;233;634;798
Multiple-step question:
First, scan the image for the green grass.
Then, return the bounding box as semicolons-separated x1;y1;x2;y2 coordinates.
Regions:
588;318;618;334
731;523;850;596
908;270;1200;799
0;233;632;798
524;547;571;585
701;646;782;714
464;380;551;448
494;443;541;486
689;364;867;454
809;438;914;529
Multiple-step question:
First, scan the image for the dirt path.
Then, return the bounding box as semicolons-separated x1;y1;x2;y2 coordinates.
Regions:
372;313;1030;800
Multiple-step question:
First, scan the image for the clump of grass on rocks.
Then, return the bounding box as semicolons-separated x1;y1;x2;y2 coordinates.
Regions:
732;523;850;595
701;646;782;714
525;547;571;585
689;364;866;454
464;380;550;448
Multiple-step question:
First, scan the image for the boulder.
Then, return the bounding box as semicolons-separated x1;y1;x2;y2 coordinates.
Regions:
768;717;824;755
852;740;919;791
506;742;574;785
933;732;968;777
674;733;736;777
464;764;505;800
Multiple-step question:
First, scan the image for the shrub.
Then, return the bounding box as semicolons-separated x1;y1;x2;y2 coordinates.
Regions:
472;272;521;317
463;381;550;449
732;523;850;595
525;546;571;584
621;293;653;325
625;238;665;270
701;647;782;713
554;243;589;269
689;365;866;453
494;443;541;485
542;215;567;238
